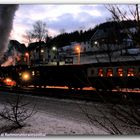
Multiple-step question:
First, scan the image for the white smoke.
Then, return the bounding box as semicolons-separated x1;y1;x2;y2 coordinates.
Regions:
1;47;21;67
0;4;19;61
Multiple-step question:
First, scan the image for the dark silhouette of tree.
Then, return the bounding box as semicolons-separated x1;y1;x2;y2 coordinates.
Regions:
0;95;36;133
26;20;48;61
106;4;140;47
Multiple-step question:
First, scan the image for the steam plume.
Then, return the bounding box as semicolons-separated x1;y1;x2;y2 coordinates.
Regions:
0;4;18;59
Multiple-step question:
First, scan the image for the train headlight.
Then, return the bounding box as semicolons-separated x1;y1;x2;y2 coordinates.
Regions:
21;72;31;81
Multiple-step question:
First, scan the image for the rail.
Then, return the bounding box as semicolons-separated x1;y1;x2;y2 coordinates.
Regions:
0;86;140;104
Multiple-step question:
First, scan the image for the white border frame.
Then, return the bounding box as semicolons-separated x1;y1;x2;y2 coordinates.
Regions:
0;0;140;4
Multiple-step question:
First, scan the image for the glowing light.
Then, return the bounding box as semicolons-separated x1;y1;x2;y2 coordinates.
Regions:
128;73;134;77
21;72;30;81
5;78;12;83
94;41;98;45
75;45;81;64
75;46;80;53
120;73;123;77
98;68;104;77
52;46;57;51
41;49;44;53
25;52;29;57
3;78;16;86
32;71;35;76
100;73;103;77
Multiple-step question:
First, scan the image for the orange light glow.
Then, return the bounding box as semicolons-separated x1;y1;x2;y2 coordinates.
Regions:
107;68;113;77
21;72;31;81
117;68;123;77
45;86;95;91
3;78;16;86
98;68;104;77
127;68;134;77
119;73;123;77
127;73;134;76
46;86;69;89
76;47;80;51
6;78;12;83
75;46;80;53
25;52;29;57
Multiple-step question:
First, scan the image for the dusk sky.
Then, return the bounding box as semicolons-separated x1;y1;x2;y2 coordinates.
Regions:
10;4;130;46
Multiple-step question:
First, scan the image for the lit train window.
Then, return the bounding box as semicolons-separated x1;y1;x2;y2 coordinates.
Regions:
117;68;123;77
127;68;134;76
106;68;113;77
98;68;104;77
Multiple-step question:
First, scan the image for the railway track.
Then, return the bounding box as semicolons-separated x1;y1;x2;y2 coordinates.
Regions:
0;86;140;104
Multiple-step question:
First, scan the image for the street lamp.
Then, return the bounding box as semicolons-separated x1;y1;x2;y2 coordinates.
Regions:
52;46;57;51
25;52;29;65
52;46;59;65
75;45;81;64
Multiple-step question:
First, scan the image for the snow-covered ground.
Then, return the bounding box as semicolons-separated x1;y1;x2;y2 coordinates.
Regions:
0;103;107;136
0;92;140;136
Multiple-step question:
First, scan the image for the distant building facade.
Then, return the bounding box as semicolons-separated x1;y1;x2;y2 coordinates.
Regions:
27;21;139;65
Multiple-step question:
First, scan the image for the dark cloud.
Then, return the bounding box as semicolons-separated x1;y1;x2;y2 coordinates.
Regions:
46;11;106;34
46;5;111;33
46;13;79;32
13;4;114;42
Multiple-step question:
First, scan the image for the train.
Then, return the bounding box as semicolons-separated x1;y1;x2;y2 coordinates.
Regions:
0;60;140;91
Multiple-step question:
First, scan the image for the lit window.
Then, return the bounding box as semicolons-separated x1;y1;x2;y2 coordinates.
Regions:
127;68;134;76
117;68;123;77
98;68;104;77
32;71;35;76
106;68;113;77
41;49;44;53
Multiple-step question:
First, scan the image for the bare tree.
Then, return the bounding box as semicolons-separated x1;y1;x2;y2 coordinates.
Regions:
91;5;140;63
100;28;120;62
78;95;140;135
0;95;36;133
79;4;140;135
29;20;48;42
26;20;48;62
24;31;33;44
106;4;140;46
90;26;121;63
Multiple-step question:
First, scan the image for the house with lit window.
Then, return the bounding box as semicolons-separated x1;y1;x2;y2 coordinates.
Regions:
28;42;62;66
27;21;140;65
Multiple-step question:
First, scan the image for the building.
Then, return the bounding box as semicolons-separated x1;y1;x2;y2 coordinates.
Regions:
27;21;140;65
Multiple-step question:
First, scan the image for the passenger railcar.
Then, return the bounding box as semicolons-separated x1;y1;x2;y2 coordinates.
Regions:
87;60;140;90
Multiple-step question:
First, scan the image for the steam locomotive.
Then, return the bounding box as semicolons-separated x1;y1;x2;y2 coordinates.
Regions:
1;60;140;91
